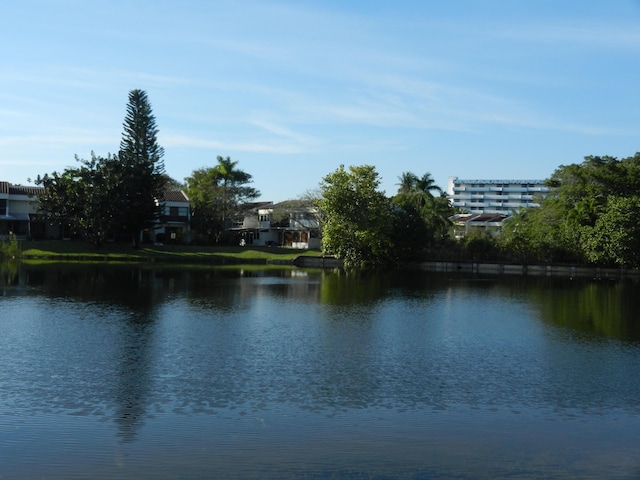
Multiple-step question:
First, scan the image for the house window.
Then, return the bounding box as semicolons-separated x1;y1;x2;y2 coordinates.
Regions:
168;206;188;216
0;199;6;216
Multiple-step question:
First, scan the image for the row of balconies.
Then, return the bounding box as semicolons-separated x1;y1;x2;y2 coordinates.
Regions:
452;185;548;193
453;201;538;208
453;193;537;201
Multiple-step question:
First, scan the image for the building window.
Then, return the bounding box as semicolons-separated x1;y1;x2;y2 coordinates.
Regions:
0;199;6;216
167;206;188;216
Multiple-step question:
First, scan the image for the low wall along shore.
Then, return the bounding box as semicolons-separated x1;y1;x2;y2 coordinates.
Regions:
420;261;640;279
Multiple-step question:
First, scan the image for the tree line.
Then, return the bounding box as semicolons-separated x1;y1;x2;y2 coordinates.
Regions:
498;153;640;269
33;90;640;270
319;165;455;268
319;153;640;269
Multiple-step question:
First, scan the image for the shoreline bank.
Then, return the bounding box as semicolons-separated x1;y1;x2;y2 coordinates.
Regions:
418;260;639;279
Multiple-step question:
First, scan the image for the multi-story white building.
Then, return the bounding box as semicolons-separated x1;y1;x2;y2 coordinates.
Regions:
447;177;550;215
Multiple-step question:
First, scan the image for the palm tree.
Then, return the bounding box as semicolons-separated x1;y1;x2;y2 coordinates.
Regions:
397;171;419;195
213;156;251;224
397;172;442;209
423;192;454;242
394;171;452;245
416;173;442;198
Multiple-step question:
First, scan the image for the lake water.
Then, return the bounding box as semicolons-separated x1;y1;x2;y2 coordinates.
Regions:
1;263;640;479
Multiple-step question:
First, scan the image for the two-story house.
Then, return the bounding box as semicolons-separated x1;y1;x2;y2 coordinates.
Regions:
1;180;190;242
152;190;191;244
235;200;321;249
0;182;55;240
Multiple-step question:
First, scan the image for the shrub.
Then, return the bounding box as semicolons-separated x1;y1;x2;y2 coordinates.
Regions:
0;235;21;259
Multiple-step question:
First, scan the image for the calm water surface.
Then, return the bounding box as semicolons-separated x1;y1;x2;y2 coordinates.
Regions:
1;263;640;479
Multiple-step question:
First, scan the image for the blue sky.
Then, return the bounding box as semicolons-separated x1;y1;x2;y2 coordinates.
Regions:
2;0;640;201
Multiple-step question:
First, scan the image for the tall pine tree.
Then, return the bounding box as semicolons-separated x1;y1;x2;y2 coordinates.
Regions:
117;89;166;247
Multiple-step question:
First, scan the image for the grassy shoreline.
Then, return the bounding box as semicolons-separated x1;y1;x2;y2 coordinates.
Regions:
18;240;325;265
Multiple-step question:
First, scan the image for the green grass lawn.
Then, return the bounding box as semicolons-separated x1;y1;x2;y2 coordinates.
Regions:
20;240;324;263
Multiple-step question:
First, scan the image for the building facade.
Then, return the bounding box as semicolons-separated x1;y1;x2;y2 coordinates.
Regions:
1;181;190;242
152;190;191;244
234;201;321;249
0;182;57;240
447;177;550;215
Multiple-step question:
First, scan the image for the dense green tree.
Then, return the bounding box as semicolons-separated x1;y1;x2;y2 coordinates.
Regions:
185;156;260;243
319;165;395;268
36;153;120;246
582;196;640;268
396;171;442;210
389;201;430;261
462;229;499;261
423;193;454;243
546;154;640;226
117;89;166;247
499;153;640;266
392;171;452;251
498;206;580;263
37;90;166;248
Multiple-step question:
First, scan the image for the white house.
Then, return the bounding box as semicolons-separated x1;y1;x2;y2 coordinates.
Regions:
0;182;55;239
235;200;321;249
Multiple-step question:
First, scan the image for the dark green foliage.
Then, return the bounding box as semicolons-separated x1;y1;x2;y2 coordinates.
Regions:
318;167;452;267
499;152;640;267
463;230;499;261
37;153;121;247
582;196;640;268
117;89;166;247
390;202;430;261
36;90;166;248
392;171;453;254
185;156;260;244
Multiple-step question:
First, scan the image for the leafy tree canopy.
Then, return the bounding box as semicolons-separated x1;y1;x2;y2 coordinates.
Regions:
36;89;167;248
185;156;260;244
36;153;121;246
318;165;395;269
392;171;452;249
500;152;640;266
